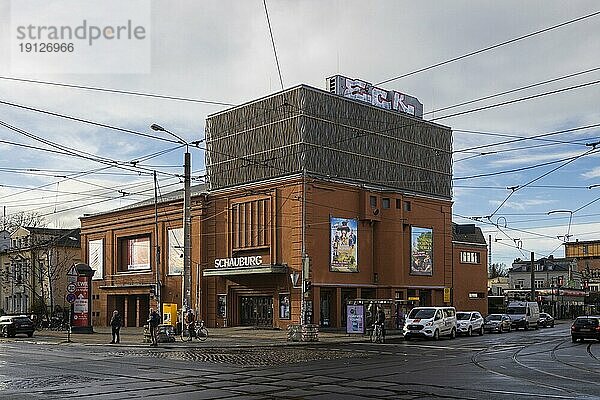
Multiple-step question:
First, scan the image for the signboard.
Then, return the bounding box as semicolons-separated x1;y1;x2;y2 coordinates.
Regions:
65;293;76;304
66;283;76;293
444;288;451;303
214;256;262;268
330;217;358;272
327;75;424;118
410;226;433;276
346;304;365;334
72;276;89;327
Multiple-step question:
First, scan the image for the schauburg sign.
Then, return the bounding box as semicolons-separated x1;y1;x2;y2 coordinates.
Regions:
214;256;263;268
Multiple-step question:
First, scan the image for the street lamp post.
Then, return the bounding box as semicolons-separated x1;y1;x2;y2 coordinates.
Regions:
150;124;192;329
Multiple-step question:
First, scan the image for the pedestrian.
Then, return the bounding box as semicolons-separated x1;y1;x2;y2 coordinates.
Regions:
110;310;122;344
148;308;160;347
375;306;386;342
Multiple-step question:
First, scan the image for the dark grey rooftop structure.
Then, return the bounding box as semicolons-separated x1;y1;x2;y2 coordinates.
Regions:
452;223;487;245
205;85;452;198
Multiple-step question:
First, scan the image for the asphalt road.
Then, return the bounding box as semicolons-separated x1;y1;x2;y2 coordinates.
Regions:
0;325;599;399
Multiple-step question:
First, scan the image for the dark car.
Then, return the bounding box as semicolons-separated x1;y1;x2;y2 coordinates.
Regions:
484;314;512;333
571;316;600;342
0;315;35;338
539;312;555;328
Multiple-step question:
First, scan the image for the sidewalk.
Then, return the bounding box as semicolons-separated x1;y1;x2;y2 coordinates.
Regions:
31;326;403;348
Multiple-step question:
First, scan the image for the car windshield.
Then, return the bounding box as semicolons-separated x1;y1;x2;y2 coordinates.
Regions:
486;315;501;321
575;318;599;327
456;313;470;320
507;307;525;315
408;309;435;319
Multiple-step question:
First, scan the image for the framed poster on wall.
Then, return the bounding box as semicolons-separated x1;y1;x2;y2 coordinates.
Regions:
410;226;433;276
330;217;358;272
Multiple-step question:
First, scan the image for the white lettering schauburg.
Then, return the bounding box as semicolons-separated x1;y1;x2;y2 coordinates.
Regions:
214;256;263;268
15;20;146;46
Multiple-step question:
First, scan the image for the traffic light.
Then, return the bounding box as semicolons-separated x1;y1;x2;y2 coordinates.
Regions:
303;280;312;292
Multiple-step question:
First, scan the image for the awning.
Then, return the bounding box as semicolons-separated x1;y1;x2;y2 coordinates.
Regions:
203;264;287;277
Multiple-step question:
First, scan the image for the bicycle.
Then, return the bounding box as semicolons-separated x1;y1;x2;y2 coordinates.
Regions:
371;323;384;343
194;320;209;341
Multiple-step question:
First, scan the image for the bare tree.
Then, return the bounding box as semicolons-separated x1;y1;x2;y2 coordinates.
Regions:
0;211;46;233
489;263;508;279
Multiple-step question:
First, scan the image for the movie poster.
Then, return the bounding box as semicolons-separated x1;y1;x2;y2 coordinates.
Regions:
330;217;358;272
410;226;433;276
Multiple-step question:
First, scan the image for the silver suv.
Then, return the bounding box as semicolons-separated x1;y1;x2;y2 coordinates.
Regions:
456;311;484;336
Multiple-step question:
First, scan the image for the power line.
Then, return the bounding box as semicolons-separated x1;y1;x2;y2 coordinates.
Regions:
376;10;600;85
263;0;284;91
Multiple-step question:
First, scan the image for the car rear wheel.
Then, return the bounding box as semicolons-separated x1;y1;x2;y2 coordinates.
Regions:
467;327;472;337
479;327;484;336
450;328;456;339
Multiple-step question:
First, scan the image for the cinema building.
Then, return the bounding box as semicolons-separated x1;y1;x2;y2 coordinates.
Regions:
80;77;488;329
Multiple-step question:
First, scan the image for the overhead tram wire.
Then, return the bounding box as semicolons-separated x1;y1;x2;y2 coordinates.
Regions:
263;0;284;91
376;9;600;85
424;66;600;116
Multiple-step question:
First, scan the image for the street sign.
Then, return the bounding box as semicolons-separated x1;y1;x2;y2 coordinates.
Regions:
66;283;76;293
66;293;76;304
66;265;78;276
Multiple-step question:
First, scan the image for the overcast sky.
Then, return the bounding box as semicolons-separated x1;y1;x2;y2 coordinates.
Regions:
0;0;599;266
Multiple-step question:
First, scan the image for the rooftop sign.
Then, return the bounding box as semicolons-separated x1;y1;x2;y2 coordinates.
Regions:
327;75;423;118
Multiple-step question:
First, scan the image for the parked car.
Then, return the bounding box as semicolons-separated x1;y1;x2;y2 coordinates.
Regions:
403;306;457;340
483;314;512;333
538;312;555;328
456;311;484;336
0;315;35;338
571;316;600;342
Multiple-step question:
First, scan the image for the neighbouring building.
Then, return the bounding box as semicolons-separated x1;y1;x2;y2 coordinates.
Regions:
565;239;600;312
451;224;488;314
0;227;81;315
488;277;509;296
81;79;488;329
507;256;586;318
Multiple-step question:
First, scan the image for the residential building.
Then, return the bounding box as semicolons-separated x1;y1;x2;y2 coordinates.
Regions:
508;256;585;318
0;227;81;315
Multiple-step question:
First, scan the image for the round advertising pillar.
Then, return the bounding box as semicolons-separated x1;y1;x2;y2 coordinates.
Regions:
70;263;95;334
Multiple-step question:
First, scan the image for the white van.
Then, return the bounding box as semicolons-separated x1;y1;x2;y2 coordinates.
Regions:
403;306;457;340
506;301;540;330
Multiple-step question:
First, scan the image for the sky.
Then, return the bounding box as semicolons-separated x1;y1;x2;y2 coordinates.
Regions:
0;0;599;267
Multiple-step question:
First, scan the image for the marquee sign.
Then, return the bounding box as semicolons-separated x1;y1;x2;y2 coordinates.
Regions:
327;75;423;118
214;256;263;268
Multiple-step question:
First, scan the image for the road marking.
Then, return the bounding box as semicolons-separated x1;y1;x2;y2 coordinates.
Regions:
487;390;579;399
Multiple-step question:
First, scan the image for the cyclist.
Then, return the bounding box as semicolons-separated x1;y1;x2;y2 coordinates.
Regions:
184;309;195;341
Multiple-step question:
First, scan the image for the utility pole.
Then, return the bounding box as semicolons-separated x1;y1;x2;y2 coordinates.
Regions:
150;124;193;328
153;171;162;313
530;252;536;302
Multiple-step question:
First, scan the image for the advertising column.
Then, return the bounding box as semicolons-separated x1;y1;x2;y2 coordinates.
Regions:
70;263;95;333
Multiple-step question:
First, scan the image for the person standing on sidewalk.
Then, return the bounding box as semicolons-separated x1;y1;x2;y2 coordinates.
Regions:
110;310;122;344
148;308;160;347
185;309;195;341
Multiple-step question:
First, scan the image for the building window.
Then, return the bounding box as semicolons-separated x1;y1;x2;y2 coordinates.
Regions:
403;201;411;212
382;198;390;209
231;198;271;250
468;292;485;299
168;228;184;276
583;245;588;255
534;279;544;289
369;195;377;208
88;239;104;281
515;280;524;289
118;235;151;272
396;199;401;209
460;251;480;264
279;294;291;319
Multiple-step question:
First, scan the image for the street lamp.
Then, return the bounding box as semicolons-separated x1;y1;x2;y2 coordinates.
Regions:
150;124;193;328
547;209;573;242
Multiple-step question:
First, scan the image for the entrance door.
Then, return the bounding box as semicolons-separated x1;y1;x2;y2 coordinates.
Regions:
240;296;273;327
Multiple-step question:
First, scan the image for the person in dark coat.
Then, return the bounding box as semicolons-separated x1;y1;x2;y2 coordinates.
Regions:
148;308;160;347
110;310;122;344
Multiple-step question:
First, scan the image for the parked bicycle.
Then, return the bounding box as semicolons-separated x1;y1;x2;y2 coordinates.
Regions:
186;320;208;341
371;323;384;343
